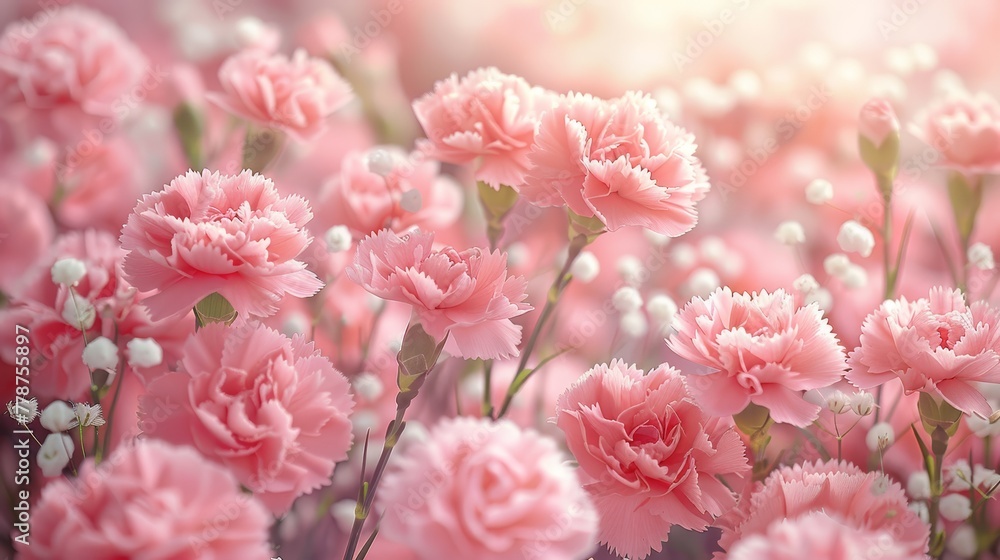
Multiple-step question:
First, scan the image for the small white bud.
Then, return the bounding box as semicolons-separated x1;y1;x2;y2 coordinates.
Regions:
40;401;79;432
805;179;834;204
671;243;698;269
616;255;644;286
685;268;720;299
37;433;74;477
837;220;875;258
823;253;851;276
699;236;727;264
331;499;357;533
946;524;977;558
505;242;527;268
126;338;163;368
569;251;600;283
646;294;678;326
939;494;972;522
774;221;806;245
324;226;353;253
280;313;310;338
866;422;894;452
728;68;762;100
350;410;379;433
352;372;384;402
968;242;995;270
7;398;39;424
826;390;851;414
908;501;929;524
61;297;96;331
841;264;868;289
612;286;643;313
82;337;119;371
907;471;931;500
234;17;268;47
849;391;875;416
365;148;397;177
51;258;86;286
792;273;820;294
619;311;648;338
74;403;106;427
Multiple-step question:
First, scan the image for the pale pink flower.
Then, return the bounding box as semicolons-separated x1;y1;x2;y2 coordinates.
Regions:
716;460;928;558
120;169;324;321
140;322;355;514
413;67;555;189
909;93;1000;176
0;230;191;401
848;287;1000;417
56;137;144;233
859;98;900;148
555;360;749;560
668;288;847;426
520;91;710;236
378;416;599;560
17;440;272;559
318;146;463;236
0;182;53;294
347;229;531;360
727;511;923;560
0;6;147;141
208;48;352;141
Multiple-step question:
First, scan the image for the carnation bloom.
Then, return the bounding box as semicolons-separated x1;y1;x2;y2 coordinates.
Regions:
0;182;53;294
668;288;847;426
412;67;554;189
555;360;749;560
716;460;928;558
909;92;1000;176
120;169;324;321
858;98;900;148
140;322;355;514
520;91;710;236
847;287;1000;417
347;229;531;360
17;440;272;559
0;6;146;138
378;416;599;560
318;146;463;237
0;230;191;401
208;48;352;140
727;511;922;560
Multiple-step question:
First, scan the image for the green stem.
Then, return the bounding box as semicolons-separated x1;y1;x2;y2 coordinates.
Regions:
878;173;896;300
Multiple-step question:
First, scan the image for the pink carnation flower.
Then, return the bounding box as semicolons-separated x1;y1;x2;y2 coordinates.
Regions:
0;6;146;139
555;360;749;560
17;440;272;559
717;460;928;558
208;48;352;141
0;182;53;294
0;230;191;401
520;91;710;236
378;416;599;560
347;229;531;360
728;511;923;560
120;169;324;321
848;287;1000;417
140;322;355;514
318;146;463;236
668;288;847;426
413;67;555;189
909;93;1000;176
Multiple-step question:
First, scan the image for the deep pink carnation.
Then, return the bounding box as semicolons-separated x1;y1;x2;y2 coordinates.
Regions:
848;287;1000;417
347;229;531;360
378;416;599;560
139;322;355;514
0;6;146;140
716;460;928;559
413;67;555;189
668;288;847;426
909;93;1000;176
17;440;272;559
555;360;749;559
520;91;710;236
120;169;324;321
208;48;352;141
727;511;923;560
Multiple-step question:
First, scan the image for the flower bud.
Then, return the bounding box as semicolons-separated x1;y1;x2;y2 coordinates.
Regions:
837;220;875;258
858;98;900;177
570;251;600;283
51;258;86;286
939;494;972;522
775;221;806;245
127;337;163;368
82;336;119;371
38;433;74;477
805;179;834;205
40;401;79;432
866;422;894;452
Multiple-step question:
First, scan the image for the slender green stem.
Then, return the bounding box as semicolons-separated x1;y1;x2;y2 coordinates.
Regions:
481;360;494;418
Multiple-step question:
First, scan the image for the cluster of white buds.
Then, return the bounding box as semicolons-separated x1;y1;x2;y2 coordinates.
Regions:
805;178;834;205
837;220;875;258
774;220;806;245
569;251;600;283
825;390;875;416
865;422;894;452
823;252;868;290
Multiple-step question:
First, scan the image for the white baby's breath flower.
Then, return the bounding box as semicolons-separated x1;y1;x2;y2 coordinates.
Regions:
612;286;643;313
37;433;74;477
40;401;78;432
837;220;875;258
82;337;119;371
7;398;38;424
866;422;894;452
74;403;106;427
969;242;995;270
324;225;353;253
774;221;806;245
569;251;600;283
50;258;86;286
126;337;163;368
805;179;834;204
